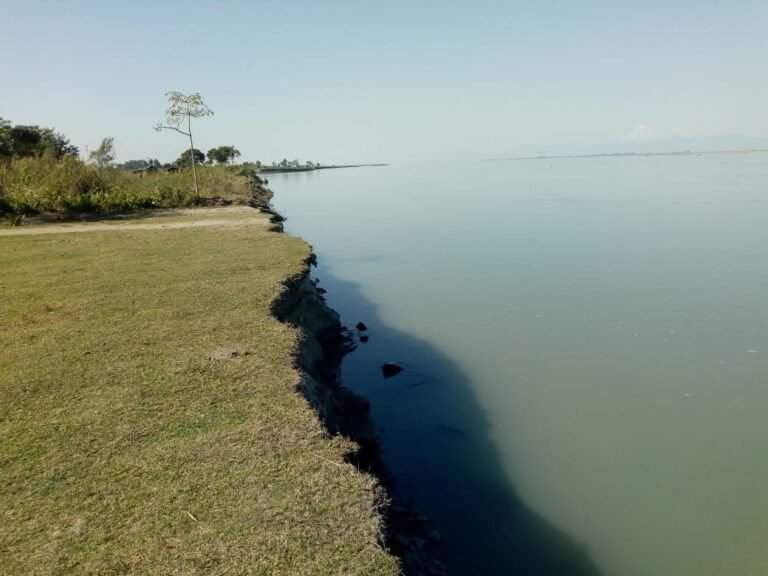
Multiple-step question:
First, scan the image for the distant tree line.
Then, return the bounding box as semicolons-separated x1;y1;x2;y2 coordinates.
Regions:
115;146;241;171
273;159;319;168
2;113;318;176
116;158;163;171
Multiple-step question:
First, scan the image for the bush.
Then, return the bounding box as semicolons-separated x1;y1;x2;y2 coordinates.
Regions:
0;157;253;216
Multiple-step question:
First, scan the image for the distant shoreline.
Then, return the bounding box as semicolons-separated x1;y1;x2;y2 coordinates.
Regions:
258;163;389;174
489;149;768;162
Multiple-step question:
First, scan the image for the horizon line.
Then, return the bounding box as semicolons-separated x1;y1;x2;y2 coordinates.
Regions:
486;148;768;162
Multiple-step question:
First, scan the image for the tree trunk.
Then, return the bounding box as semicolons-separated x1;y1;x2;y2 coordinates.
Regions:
188;114;200;202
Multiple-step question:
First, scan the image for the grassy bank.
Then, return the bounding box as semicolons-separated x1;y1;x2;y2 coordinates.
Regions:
0;156;254;217
0;208;398;574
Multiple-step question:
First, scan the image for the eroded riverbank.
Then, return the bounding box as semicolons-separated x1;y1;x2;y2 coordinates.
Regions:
0;206;402;574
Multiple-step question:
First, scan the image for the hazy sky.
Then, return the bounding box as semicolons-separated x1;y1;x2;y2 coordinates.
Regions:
2;1;767;163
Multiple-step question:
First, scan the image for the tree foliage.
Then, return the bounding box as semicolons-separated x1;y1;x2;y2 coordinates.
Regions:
0;118;14;159
176;148;205;167
88;137;115;167
0;118;79;161
207;146;241;165
155;92;213;134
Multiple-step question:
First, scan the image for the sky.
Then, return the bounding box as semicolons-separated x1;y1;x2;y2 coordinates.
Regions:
2;0;767;163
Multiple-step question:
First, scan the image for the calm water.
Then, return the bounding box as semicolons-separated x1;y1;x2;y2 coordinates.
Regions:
271;155;768;576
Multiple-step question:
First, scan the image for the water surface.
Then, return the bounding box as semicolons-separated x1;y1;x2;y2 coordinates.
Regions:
271;155;768;575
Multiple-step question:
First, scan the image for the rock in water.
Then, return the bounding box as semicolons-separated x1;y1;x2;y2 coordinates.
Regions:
356;322;368;332
381;362;403;379
360;335;370;344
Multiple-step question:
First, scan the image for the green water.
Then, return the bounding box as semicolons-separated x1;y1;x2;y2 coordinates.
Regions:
272;154;768;575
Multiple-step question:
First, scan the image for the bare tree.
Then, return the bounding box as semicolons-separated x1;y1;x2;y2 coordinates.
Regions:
154;91;213;201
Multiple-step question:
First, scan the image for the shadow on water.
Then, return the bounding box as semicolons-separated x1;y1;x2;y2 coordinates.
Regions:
316;269;603;576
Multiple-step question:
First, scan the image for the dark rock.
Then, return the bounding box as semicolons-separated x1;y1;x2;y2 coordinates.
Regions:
381;362;404;379
341;328;358;353
360;335;369;343
355;322;368;332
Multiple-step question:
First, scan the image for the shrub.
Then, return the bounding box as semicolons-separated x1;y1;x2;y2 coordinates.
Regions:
0;157;253;216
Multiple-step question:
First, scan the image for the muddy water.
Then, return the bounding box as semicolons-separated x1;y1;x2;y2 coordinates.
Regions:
271;155;768;575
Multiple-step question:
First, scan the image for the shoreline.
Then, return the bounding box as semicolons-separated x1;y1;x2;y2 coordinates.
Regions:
0;201;404;573
264;195;445;575
1;176;441;572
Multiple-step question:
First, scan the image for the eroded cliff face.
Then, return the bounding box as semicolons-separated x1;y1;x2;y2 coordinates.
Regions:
270;263;445;576
271;268;377;464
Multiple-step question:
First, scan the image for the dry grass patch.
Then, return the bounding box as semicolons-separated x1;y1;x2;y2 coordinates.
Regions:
0;208;398;575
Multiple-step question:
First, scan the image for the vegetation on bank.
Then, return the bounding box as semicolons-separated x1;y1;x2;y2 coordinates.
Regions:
0;116;259;219
0;113;320;220
0;208;399;574
0;104;352;222
0;156;254;217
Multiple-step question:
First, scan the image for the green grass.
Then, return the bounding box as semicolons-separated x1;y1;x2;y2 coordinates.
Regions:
0;209;399;575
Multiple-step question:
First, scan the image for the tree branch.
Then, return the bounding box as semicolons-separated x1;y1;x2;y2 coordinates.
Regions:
154;124;191;137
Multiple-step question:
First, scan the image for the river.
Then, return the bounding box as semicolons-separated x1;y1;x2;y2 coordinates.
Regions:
270;154;768;576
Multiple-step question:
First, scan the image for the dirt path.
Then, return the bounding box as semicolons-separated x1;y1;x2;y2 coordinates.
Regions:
0;207;268;237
